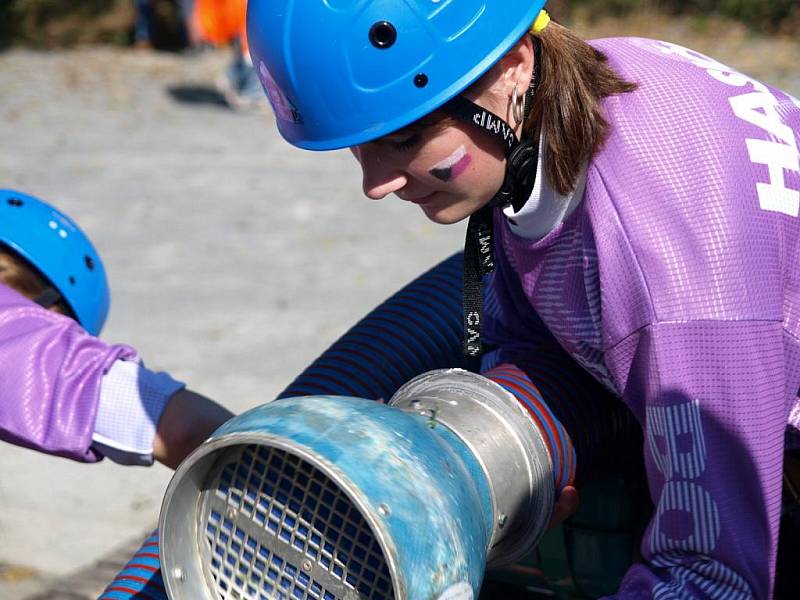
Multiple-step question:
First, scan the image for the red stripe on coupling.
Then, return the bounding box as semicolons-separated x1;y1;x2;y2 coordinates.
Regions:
488;369;563;487
491;365;561;436
485;364;576;490
490;372;559;461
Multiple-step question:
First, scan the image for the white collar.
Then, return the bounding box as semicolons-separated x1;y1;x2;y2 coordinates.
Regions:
502;134;587;241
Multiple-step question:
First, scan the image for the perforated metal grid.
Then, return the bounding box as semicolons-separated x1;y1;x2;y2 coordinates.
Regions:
200;444;395;600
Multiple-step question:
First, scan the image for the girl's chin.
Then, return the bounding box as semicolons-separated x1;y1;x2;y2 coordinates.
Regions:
420;197;481;225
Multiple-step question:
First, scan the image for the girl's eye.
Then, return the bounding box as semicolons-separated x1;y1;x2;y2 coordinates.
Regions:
392;134;421;152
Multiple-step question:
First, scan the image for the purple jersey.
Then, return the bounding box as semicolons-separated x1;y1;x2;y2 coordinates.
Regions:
0;284;137;462
486;38;800;598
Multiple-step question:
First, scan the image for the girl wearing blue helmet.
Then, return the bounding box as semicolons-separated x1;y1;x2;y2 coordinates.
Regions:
0;189;232;469
246;1;800;598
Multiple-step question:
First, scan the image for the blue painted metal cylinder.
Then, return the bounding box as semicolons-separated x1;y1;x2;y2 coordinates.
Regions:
160;396;494;600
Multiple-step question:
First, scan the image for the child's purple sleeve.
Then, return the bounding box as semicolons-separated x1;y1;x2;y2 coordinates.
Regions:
607;320;787;599
0;284;137;462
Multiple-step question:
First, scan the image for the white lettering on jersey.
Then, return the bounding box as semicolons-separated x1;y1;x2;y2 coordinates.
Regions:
655;41;800;217
645;399;750;596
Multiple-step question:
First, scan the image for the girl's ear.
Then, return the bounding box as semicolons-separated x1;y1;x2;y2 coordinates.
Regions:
462;34;535;127
501;34;535;94
468;34;534;106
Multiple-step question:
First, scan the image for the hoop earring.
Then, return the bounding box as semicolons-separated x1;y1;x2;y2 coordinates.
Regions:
511;82;525;126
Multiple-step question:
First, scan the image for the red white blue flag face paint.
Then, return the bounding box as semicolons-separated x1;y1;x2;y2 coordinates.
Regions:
429;145;472;182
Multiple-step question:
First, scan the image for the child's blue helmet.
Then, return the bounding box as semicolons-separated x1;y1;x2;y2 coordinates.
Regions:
0;189;110;335
247;0;547;150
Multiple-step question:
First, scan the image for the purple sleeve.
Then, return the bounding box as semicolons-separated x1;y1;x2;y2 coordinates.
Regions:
0;284;138;462
606;320;787;599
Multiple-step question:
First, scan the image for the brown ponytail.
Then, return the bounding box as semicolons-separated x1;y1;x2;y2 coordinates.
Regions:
0;247;70;316
526;21;637;196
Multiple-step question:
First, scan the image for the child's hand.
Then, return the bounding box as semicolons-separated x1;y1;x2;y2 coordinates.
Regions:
153;389;234;469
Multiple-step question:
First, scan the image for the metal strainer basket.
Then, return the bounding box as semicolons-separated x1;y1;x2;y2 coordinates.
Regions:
200;443;394;600
160;427;403;600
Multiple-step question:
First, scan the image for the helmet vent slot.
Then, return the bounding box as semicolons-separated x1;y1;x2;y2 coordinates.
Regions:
7;198;23;207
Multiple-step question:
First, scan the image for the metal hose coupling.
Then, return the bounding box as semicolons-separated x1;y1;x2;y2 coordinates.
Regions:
157;369;554;600
390;368;555;567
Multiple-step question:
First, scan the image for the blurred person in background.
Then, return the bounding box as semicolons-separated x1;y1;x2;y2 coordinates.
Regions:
193;0;262;109
177;0;203;48
134;0;201;50
0;189;233;469
133;0;154;49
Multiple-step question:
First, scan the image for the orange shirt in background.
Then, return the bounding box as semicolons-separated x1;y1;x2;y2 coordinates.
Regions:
194;0;248;51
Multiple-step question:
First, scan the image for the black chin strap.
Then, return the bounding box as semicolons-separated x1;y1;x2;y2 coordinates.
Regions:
442;37;543;372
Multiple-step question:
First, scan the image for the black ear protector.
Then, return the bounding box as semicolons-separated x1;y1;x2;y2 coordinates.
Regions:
496;136;540;211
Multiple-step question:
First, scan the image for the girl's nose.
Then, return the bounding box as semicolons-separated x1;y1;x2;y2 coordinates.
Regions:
353;145;408;200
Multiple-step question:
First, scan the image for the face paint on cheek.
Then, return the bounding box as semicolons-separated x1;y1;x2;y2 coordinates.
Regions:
428;145;472;182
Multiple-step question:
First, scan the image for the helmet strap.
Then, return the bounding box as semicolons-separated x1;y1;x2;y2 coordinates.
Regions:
442;37;543;371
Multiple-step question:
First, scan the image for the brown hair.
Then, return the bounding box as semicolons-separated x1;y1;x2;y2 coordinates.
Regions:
0;245;71;316
526;21;637;196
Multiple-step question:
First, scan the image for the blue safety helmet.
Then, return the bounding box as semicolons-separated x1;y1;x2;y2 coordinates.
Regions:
0;189;110;335
247;0;546;150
